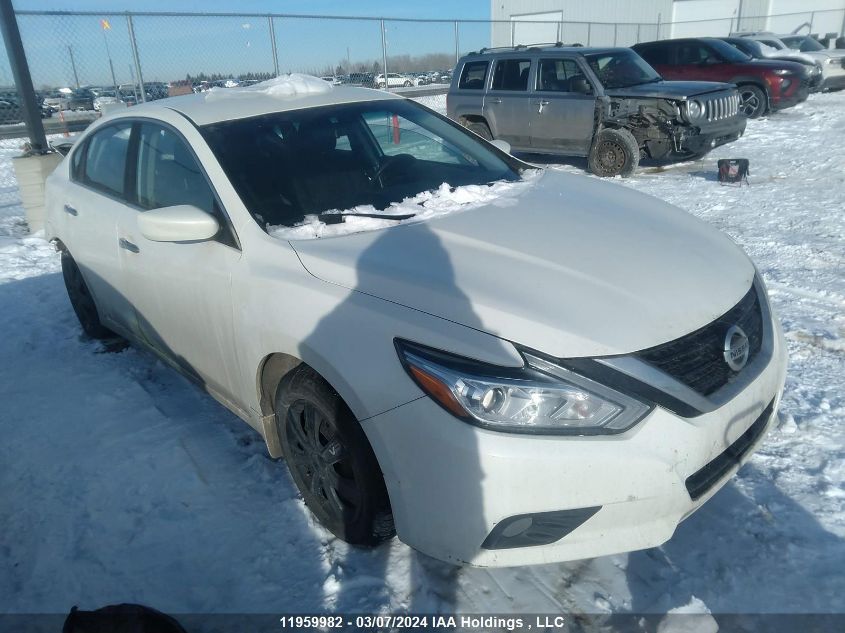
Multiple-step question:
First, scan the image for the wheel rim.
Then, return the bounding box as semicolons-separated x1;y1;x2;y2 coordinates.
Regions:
597;140;626;175
285;401;362;523
740;90;761;116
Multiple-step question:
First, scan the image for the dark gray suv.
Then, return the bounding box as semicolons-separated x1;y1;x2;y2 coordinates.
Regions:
447;45;747;177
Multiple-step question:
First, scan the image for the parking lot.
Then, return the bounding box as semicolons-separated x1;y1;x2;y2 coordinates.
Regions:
0;86;841;621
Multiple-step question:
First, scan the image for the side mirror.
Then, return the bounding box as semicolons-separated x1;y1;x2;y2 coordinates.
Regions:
138;204;220;243
571;77;593;94
490;138;511;154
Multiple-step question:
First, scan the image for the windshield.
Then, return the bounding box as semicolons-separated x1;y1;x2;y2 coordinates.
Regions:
781;36;824;52
725;38;761;58
584;50;661;89
201;99;522;230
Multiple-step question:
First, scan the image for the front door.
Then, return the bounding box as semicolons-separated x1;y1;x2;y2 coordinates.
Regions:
482;57;533;148
530;58;597;155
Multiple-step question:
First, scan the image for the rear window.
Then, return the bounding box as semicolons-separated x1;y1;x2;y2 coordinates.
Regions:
458;61;489;90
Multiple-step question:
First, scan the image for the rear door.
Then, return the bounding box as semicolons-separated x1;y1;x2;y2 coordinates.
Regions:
482;57;532;148
529;57;596;155
119;120;243;401
62;120;139;338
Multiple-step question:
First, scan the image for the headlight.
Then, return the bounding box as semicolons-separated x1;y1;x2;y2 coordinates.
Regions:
771;69;793;76
395;340;652;435
826;58;839;65
686;100;703;119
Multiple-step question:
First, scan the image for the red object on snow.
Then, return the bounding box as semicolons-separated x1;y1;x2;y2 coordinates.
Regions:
392;114;400;144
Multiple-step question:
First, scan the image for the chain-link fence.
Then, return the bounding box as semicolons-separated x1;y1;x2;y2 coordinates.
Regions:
0;8;844;139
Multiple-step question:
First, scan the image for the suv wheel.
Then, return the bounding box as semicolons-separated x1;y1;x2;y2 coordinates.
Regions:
61;252;115;339
403;80;412;87
275;365;395;546
466;120;493;141
588;128;640;177
738;85;767;118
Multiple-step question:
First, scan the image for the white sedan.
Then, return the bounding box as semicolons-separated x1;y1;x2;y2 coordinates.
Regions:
45;75;786;566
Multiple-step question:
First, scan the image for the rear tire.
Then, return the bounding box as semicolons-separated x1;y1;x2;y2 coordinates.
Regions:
61;252;114;340
738;84;767;118
275;365;394;546
466;120;493;141
588;128;640;177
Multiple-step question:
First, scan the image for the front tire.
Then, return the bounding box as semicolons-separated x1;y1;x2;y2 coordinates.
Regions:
588;128;640;177
738;84;767;118
276;365;394;546
61;252;114;339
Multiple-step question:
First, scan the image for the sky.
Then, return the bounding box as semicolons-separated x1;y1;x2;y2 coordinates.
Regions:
4;1;492;88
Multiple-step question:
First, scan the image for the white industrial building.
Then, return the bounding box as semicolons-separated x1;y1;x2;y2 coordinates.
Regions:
490;0;845;47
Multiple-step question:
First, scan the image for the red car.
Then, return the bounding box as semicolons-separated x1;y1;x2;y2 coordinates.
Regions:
633;37;809;118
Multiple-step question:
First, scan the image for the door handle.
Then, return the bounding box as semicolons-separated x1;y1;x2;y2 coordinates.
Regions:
488;97;502;104
118;238;140;253
63;204;77;216
537;99;550;113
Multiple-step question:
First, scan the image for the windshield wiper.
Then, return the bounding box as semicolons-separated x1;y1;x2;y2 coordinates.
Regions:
317;212;416;225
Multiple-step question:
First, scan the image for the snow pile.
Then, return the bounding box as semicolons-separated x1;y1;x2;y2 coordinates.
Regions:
205;73;332;101
268;169;543;240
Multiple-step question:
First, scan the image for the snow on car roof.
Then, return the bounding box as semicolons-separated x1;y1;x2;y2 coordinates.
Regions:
133;74;400;126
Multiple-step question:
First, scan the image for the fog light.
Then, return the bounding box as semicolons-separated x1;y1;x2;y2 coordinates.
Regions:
482;507;601;550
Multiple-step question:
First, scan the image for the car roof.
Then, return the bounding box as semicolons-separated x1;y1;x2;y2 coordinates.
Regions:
112;83;401;127
462;45;631;58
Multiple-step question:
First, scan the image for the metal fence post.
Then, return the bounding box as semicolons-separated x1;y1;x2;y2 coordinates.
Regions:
557;21;562;43
636;23;641;43
656;13;662;39
126;13;146;102
809;11;815;34
454;21;459;64
587;22;591;45
380;19;388;88
511;21;515;46
268;15;279;76
613;23;618;45
0;0;47;151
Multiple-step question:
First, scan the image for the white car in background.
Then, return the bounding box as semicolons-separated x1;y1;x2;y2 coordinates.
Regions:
44;76;787;566
375;72;413;88
92;91;125;112
735;32;845;91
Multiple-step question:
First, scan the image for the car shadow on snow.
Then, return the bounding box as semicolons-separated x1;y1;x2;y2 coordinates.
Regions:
616;463;845;631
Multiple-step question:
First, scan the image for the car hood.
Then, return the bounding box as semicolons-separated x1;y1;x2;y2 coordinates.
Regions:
605;80;736;99
290;170;755;358
803;49;845;61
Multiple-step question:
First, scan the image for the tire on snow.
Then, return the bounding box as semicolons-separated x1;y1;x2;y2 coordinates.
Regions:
588;127;640;177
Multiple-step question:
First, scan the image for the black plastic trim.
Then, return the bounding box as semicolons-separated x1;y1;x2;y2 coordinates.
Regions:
482;506;602;550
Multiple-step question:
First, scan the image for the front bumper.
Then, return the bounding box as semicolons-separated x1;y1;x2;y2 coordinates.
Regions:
821;73;845;91
674;117;747;157
771;79;810;110
363;308;787;567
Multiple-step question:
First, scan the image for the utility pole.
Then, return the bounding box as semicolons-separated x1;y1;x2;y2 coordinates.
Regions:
0;0;47;152
67;45;79;88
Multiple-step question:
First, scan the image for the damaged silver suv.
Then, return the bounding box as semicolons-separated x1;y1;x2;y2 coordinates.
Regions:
447;45;747;177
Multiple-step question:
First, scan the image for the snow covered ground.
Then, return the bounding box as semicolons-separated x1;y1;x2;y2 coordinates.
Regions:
1;92;843;626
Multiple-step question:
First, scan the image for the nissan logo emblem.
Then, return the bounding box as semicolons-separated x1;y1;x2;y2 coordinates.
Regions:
723;325;750;372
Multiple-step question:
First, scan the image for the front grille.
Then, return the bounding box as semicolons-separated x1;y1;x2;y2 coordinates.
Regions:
703;93;740;122
685;399;774;500
636;284;764;396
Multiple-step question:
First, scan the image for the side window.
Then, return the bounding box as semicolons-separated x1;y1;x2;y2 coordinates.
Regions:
536;58;586;92
70;141;86;182
135;123;214;214
638;44;670;66
81;123;131;197
458;61;489;90
491;59;531;91
677;44;712;65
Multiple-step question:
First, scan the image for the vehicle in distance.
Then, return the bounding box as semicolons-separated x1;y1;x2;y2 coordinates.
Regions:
633;37;809;118
45;77;787;566
376;72;413;88
732;32;845;92
93;91;126;112
448;45;746;177
718;37;823;92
